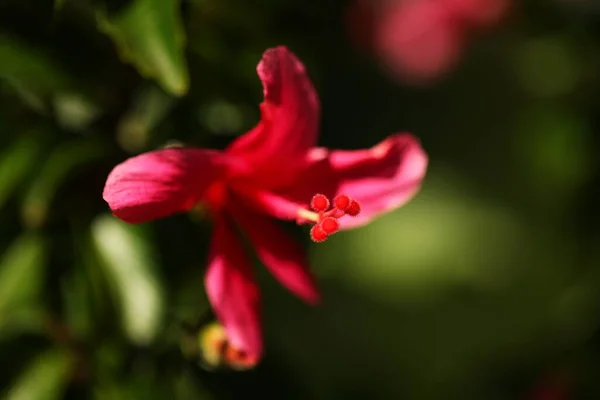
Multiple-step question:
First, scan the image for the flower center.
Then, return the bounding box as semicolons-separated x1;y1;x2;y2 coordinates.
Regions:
204;181;228;214
209;182;361;243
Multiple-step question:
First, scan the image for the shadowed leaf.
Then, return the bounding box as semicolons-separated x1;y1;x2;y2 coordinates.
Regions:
97;0;189;96
21;138;109;228
3;348;72;400
0;234;47;319
0;133;45;210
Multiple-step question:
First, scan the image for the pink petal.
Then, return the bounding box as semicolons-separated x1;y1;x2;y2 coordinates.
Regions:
205;216;262;358
226;46;320;188
230;206;320;304
103;148;226;224
280;133;428;229
229;183;305;222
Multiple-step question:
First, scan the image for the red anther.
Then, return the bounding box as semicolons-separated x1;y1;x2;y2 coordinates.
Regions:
320;217;340;234
310;194;330;212
224;344;241;362
310;224;329;242
333;194;351;211
222;343;258;369
346;200;361;216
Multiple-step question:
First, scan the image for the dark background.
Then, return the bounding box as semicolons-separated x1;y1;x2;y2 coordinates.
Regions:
0;0;599;398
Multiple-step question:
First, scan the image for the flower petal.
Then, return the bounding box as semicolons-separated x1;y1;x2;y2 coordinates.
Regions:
229;183;305;222
205;216;262;358
226;46;320;188
103;148;226;224
230;206;320;305
280;133;428;229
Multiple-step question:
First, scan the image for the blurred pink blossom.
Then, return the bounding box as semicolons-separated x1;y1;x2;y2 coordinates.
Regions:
347;0;510;85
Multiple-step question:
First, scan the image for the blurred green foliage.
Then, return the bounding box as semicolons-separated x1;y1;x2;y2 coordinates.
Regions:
0;0;600;399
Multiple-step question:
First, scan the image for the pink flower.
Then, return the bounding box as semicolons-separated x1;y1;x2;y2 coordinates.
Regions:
347;0;510;85
102;46;428;361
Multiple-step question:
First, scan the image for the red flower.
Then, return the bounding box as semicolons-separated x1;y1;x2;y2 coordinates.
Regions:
102;46;428;361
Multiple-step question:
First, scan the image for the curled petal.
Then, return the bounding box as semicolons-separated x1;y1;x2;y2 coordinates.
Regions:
230;206;320;305
103;148;226;224
226;46;320;188
280;133;428;229
205;217;262;359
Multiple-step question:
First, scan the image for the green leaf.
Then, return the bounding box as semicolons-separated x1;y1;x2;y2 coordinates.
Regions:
91;215;165;345
0;309;45;342
0;34;73;96
70;224;116;336
61;267;94;341
3;348;72;400
0;234;47;318
0;133;45;210
0;233;47;340
21;138;109;228
97;0;189;96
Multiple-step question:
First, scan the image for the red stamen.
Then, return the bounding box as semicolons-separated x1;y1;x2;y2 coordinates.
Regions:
310;193;330;212
310;224;329;242
334;194;351;211
346;200;361;216
303;193;360;243
329;208;346;219
320;217;340;234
